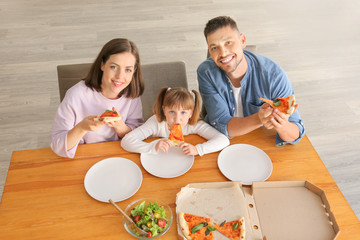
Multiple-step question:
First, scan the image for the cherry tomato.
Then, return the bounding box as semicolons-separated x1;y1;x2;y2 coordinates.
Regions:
146;221;153;228
147;231;152;238
158;218;167;228
133;215;141;223
154;212;161;219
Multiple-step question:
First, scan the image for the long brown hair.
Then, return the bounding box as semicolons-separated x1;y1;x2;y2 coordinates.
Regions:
153;87;201;125
84;38;144;98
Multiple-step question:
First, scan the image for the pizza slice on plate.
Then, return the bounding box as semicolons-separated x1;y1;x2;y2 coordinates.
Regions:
214;217;246;240
94;107;122;122
178;212;215;240
260;94;296;115
168;123;184;146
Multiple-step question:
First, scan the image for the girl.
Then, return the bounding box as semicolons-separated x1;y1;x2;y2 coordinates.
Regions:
121;87;229;156
51;38;144;158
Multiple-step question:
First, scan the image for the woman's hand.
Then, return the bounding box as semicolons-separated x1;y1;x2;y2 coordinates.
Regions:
155;139;171;153
80;116;105;131
180;143;198;156
104;114;131;138
67;116;105;150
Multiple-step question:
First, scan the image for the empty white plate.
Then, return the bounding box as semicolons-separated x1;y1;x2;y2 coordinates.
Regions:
217;144;273;185
84;157;142;202
141;146;194;178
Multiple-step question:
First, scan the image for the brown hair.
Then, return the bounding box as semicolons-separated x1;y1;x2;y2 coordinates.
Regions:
84;38;144;98
153;87;201;125
204;16;239;39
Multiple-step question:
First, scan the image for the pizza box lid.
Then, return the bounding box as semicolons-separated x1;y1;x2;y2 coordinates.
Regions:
175;181;339;240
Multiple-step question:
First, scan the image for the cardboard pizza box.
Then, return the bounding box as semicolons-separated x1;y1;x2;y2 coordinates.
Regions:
175;181;339;240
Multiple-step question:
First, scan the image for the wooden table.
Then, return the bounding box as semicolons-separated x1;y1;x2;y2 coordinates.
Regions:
0;128;359;239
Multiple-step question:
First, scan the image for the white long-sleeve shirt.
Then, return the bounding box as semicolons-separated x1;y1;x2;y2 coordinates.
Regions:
50;81;143;158
121;115;229;156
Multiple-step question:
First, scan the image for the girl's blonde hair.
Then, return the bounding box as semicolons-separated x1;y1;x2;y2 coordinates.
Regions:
153;87;201;125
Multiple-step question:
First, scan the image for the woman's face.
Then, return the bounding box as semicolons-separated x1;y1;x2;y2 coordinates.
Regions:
163;105;193;129
100;52;136;99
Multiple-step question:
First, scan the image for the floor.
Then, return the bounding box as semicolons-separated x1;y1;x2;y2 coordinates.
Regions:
0;0;359;219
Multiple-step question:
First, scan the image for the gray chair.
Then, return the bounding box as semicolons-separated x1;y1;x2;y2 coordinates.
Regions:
57;61;188;120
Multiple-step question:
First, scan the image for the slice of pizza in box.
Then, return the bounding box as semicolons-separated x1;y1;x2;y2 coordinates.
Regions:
176;181;339;240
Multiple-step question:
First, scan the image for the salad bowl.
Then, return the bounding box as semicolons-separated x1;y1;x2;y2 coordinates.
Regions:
123;198;173;239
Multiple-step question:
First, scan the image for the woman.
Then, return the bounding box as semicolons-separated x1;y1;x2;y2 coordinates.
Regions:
51;38;144;158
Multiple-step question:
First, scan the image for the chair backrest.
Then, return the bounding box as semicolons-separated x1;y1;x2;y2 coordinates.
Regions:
57;61;188;120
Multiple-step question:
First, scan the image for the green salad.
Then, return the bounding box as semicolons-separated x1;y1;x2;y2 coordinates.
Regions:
130;201;168;238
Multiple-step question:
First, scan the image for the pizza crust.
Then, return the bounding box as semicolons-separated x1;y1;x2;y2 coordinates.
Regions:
286;95;296;115
178;212;192;240
239;217;246;240
94;116;122;122
169;139;184;147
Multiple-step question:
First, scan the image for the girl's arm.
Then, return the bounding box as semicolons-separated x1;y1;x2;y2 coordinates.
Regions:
190;120;230;156
121;115;162;154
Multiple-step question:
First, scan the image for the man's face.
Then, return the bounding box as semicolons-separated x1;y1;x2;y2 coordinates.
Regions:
206;25;246;75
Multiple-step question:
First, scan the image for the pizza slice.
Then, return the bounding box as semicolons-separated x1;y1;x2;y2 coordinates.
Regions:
214;217;246;240
178;212;215;240
94;107;122;122
260;94;296;115
168;123;184;146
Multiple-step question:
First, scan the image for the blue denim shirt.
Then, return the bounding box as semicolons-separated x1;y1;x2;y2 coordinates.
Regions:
197;50;305;146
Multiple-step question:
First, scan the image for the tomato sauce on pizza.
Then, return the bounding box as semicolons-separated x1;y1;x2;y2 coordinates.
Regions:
168;123;184;146
260;94;296;115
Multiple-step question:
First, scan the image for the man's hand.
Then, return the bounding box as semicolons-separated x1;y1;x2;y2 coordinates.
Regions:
258;103;275;129
269;104;300;142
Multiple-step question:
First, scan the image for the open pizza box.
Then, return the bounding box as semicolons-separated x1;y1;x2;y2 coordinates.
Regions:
175;181;339;240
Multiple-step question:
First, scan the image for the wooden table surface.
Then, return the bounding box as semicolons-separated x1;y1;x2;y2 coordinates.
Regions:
0;128;359;239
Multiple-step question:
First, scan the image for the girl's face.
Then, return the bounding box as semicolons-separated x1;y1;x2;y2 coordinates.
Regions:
100;52;136;99
162;105;193;129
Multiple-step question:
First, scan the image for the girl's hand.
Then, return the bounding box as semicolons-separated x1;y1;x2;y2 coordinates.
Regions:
180;143;198;156
156;139;171;153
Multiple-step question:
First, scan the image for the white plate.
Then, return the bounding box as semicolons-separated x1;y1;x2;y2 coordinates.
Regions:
217;144;273;185
84;157;142;202
140;145;194;178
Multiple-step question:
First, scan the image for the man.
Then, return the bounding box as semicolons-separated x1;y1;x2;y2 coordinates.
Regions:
197;16;305;146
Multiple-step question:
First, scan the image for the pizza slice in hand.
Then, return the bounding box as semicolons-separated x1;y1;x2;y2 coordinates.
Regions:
260;94;296;115
94;107;122;122
178;212;215;240
214;217;246;240
168;123;184;146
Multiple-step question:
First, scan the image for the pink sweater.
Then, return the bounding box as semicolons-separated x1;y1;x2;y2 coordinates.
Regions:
50;81;143;158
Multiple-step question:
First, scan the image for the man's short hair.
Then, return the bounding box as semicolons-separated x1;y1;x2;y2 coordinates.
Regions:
204;16;239;38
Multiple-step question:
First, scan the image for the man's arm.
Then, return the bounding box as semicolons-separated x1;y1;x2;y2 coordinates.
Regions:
227;102;274;137
227;114;262;137
270;108;300;142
